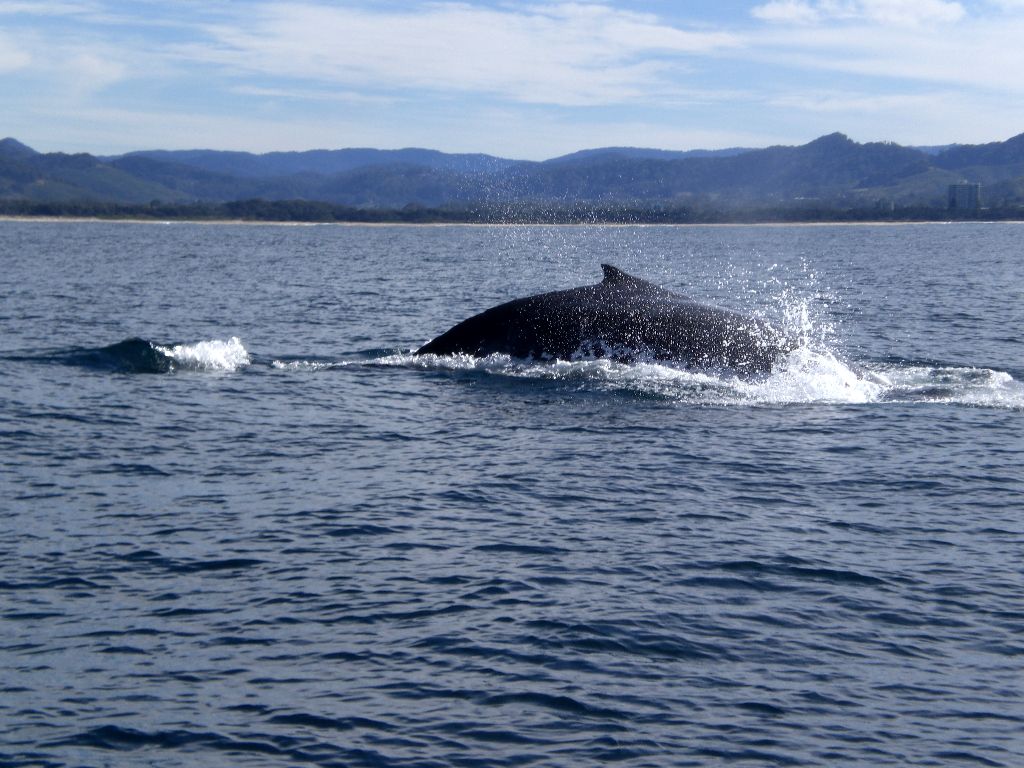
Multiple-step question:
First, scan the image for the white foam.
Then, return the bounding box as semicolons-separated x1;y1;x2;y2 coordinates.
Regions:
395;348;1023;409
738;348;883;405
156;337;250;372
271;359;349;371
390;347;865;404
863;363;1024;409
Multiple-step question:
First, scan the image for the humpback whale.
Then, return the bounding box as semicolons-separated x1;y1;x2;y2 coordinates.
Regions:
416;265;792;374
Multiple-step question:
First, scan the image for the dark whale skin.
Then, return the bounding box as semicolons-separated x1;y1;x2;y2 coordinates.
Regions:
416;264;792;374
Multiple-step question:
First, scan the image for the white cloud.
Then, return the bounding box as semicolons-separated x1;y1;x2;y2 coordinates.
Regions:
15;104;351;154
769;90;935;112
767;86;1024;145
752;1;823;23
753;0;966;26
229;85;397;106
738;0;1024;146
751;15;1024;93
0;1;96;15
63;50;127;92
0;30;140;116
0;32;31;72
5;0;1024;156
189;2;740;107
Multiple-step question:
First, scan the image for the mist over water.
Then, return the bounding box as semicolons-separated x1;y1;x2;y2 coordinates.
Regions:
1;221;1023;767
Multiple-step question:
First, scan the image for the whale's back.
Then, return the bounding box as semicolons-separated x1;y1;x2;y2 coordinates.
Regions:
415;265;789;373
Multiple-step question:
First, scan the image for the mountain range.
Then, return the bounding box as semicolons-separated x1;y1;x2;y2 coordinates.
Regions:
3;133;1024;211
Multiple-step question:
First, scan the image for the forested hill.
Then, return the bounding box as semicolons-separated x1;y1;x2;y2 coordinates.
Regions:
3;132;1024;212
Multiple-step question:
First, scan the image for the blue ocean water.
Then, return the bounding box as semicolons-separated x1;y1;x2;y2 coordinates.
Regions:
1;220;1022;767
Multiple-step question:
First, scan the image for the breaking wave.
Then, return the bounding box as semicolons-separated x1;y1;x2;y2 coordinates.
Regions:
33;337;250;374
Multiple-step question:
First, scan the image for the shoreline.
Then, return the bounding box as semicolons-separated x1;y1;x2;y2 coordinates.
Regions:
3;215;1023;227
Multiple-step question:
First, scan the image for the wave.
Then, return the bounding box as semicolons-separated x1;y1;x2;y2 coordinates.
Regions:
389;347;1024;409
32;337;250;374
871;362;1024;408
15;333;1022;409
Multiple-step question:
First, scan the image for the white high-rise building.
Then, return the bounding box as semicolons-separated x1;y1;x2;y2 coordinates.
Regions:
948;182;982;210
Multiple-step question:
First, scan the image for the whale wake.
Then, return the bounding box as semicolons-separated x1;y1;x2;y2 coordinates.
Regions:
392;347;1024;409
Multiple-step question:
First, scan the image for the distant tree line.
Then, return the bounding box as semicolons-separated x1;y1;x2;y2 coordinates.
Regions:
1;197;1022;224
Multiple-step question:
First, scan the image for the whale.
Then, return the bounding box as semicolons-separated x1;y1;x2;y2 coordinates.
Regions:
416;264;792;374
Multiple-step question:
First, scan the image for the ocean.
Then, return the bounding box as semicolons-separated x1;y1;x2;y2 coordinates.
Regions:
1;220;1022;767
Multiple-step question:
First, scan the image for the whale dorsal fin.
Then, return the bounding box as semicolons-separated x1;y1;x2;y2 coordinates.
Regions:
600;264;692;300
601;264;645;286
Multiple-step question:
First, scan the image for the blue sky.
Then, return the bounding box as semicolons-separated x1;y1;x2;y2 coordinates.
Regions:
2;0;1023;158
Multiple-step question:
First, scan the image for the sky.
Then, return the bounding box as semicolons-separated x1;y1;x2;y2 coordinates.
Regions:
2;0;1024;159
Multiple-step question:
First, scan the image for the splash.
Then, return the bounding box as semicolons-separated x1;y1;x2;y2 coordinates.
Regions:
398;347;862;404
33;337;249;374
155;337;250;373
389;347;1022;410
325;269;1021;409
386;274;882;405
733;348;882;405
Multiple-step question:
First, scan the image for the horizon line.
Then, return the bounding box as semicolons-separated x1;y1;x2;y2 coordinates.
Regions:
4;130;1022;163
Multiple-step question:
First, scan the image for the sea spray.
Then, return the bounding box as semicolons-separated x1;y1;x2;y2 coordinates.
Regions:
155;337;250;372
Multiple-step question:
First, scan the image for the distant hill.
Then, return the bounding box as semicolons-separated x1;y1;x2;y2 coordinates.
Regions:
912;144;957;156
933;133;1024;169
544;146;753;164
114;147;519;178
931;134;1024;189
0;143;183;203
494;133;936;205
0;137;39;160
3;132;1024;211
